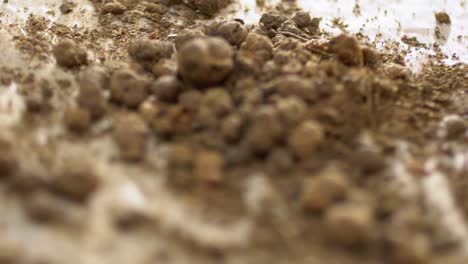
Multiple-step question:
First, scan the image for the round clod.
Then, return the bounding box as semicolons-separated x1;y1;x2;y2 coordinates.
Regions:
328;34;363;66
151;75;183;103
240;33;274;64
174;28;206;50
51;152;101;201
178;37;234;86
53;39;88;68
194;150;224;184
260;12;286;29
101;0;126;14
78;66;108;119
113;113;149;162
276;96;307;126
208;20;249;46
129;40;174;71
246;106;283;154
110;69;149;108
302;167;350;211
324;203;376;246
190;0;230;16
64;107;92;133
221;113;244;142
197;88;233;128
362;47;380;67
288;120;324;159
292;11;311;28
435;12;451;25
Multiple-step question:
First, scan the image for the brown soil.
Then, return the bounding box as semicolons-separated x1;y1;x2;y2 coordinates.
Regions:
0;1;467;263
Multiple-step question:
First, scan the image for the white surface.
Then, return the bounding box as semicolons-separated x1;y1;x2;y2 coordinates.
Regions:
234;0;468;63
1;0;467;63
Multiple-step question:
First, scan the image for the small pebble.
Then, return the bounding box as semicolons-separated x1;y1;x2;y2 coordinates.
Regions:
246;105;283;154
438;115;467;140
78;67;108;119
145;3;168;14
178;37;234;86
435;12;451;24
113;113;149;161
292;11;311;28
51;152;101;201
178;90;202;111
64;107;91;133
129;40;174;71
287;120;324;159
324;202;375;246
197;88;233;128
260;12;286;29
151;75;183;103
276;96;307;126
138;99;159;122
53;39;88;68
152;59;177;77
190;0;230;16
101;0;126;14
328;34;363;66
110;69;149;108
151;105;193;137
278;20;303;36
302;167;349;211
174;28;206;50
59;1;75;14
79;65;109;90
308;17;321;35
240;33;274;64
208;20;248;46
194;150;224;184
221;113;244;142
362;46;380;67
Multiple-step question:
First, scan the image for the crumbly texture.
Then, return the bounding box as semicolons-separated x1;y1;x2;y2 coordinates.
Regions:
1;1;468;264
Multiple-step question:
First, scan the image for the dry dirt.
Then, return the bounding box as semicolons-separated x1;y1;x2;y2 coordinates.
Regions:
0;1;468;264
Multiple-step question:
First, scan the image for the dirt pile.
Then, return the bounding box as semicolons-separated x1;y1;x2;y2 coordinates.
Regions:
0;1;467;263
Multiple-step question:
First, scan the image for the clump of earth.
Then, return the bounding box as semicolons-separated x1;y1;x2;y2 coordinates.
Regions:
0;1;467;263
